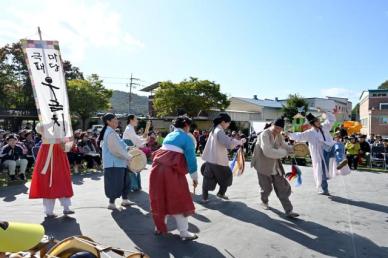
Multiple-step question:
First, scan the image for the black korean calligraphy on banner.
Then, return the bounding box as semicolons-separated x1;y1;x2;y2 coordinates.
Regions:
22;39;73;144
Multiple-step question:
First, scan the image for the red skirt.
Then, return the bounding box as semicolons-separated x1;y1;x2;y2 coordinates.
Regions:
149;149;195;217
29;144;74;199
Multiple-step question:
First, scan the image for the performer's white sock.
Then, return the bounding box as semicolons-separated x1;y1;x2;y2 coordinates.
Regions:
59;198;72;211
43;199;55;215
173;214;194;237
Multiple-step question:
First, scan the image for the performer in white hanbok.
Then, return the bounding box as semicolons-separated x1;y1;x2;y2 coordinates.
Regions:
288;109;349;195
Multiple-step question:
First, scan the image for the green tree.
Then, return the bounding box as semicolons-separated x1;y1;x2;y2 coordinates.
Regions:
281;94;309;122
153;77;230;117
0;41;84;109
67;74;112;129
0;42;34;110
378;80;388;89
63;60;84;80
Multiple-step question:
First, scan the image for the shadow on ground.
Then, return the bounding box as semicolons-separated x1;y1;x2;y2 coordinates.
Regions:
109;190;225;258
195;195;388;258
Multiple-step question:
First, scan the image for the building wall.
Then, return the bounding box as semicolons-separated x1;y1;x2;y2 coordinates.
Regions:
369;110;388;137
227;98;262;112
359;97;370;136
307;98;352;122
262;107;283;121
359;91;388;137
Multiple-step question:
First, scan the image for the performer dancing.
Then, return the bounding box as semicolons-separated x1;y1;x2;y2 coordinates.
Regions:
201;113;245;203
251;118;299;218
288;109;348;195
123;114;150;191
99;113;133;210
149;116;198;241
29;124;74;218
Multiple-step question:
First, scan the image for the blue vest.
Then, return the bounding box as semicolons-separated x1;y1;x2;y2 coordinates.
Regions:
102;127;128;168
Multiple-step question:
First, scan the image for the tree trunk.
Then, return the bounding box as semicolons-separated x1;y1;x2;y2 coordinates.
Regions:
82;117;87;131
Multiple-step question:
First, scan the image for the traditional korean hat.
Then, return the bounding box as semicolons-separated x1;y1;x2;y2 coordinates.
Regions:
306;113;319;124
273;117;285;129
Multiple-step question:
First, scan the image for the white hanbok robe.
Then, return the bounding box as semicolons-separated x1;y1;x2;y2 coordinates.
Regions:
123;124;146;148
288;112;341;188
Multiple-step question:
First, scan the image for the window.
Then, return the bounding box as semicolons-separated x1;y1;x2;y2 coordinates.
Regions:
377;116;388;124
380;103;388;110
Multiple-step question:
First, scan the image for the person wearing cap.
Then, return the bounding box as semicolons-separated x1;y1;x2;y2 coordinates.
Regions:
149;116;198;241
251;118;299;218
287;108;349;195
98;113;133;210
345;136;360;170
201;113;246;203
0;134;28;181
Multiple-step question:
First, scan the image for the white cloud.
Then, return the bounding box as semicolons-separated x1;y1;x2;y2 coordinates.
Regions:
0;0;144;63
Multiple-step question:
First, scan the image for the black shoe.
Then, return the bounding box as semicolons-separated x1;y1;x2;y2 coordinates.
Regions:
217;194;229;200
63;210;75;215
318;190;331;196
10;175;16;181
337;159;348;170
19;174;26;181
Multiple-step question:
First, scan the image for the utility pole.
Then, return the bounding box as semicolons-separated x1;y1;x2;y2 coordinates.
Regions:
127;73;140;114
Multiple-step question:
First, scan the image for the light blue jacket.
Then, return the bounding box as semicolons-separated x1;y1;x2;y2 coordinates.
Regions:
102;126;128;168
163;129;197;174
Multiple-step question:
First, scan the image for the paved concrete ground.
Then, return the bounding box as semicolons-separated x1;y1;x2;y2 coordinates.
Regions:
1;161;388;258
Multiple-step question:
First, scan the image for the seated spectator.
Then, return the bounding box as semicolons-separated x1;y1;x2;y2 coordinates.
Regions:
373;135;384;147
384;139;388;166
0;134;28;181
87;130;100;153
140;132;160;159
22;130;35;169
67;141;82;174
358;135;371;166
345;136;360;170
18;129;27;141
146;132;159;150
73;129;82;142
78;132;101;169
368;134;376;144
0;132;8;149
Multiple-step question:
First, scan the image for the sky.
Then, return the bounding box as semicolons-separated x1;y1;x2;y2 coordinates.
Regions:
1;0;388;105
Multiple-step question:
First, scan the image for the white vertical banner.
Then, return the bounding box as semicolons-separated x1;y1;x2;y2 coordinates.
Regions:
22;39;73;144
